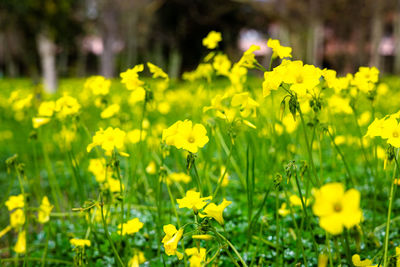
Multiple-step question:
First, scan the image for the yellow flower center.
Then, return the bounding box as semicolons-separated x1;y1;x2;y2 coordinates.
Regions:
333;202;342;212
188;136;195;143
296;75;304;83
393;131;399;138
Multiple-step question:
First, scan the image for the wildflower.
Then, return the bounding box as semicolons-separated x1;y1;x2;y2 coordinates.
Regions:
351;254;375;267
38;101;56;117
318;254;328;267
10;209;25;228
162;120;209;153
177;190;212;212
231;92;259;118
327;95;352;114
352;66;379;93
278;203;290;217
202;31;222;49
166;172;191;185
6;195;24;211
127;129;147;144
128;88;146;104
106;177;124;193
128;251;146;267
199;198;231;225
38;196;53;224
100;104;120;119
88;158;107;183
118;218;144;235
70;238;91;248
313;183;362;235
289;195;310;207
32;117;51;128
14;231;26;254
55;95;81;118
146;161;157;174
213;54;231;76
380;117;400;148
147;62;169;80
162;224;184;259
87;127;126;154
283;60;321;97
84;76;111;95
267;39;292;59
237;45;260;69
120;64;144;91
185;247;207;267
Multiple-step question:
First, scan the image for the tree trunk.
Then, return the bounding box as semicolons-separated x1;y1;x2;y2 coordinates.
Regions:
37;33;57;93
370;0;383;69
100;1;118;77
394;0;400;74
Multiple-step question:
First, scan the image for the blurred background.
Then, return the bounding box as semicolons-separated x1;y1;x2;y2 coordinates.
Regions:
0;0;399;91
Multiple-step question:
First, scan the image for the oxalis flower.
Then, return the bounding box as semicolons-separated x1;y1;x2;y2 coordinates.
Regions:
118;218;144;236
162;120;209;153
162;224;184;260
177;190;212;213
312;182;362;235
199;198;232;225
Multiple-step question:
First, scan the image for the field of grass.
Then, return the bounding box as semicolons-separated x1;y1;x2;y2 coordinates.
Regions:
1;36;400;266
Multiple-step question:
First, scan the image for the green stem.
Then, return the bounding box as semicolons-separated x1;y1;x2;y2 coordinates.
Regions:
383;149;399;267
100;199;125;267
214;231;248;267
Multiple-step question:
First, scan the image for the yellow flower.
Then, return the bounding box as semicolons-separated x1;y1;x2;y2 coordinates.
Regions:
84;75;111;95
278;203;290;217
312;183;362;235
87;127;126;154
163;120;209;153
289;195;310;207
32;117;51;128
101;104;120;119
327;95;352;114
38;101;56;117
106;177;124;193
352;254;375;267
185;247;206;267
128;251;146;267
162;224;184;259
166;172;191;185
146;161;157;174
199;198;231;225
120;64;144;90
127;129;147;144
352;66;379;93
237;45;260;69
213;54;231;76
14;231;26;254
38;196;53;224
129;88;146;105
5;195;24;211
147;62;169;80
70;238;91;248
54;95;81;118
88;158;107;183
202;31;222;49
380;117;400;148
10;209;25;228
231;92;259;118
283;61;321;97
267;39;292;59
118;218;144;235
177;190;212;212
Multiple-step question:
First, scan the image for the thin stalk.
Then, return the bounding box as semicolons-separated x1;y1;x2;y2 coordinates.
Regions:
326;233;334;267
383;149;399;267
100;200;125;267
214;231;248;267
298;106;320;186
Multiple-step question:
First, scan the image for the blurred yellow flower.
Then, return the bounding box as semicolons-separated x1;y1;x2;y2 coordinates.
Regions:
147;62;169;80
84;76;111;95
313;183;362;235
121;64;144;90
118;218;144;235
38;196;53;224
202;31;222;49
162;224;183;259
87;127;126;154
267;38;292;59
6;195;24;211
185;247;206;267
32;117;51;128
14;230;26;254
101;104;120;119
70;238;91;248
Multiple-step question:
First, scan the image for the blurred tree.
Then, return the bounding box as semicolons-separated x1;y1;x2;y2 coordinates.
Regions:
1;0;83;92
